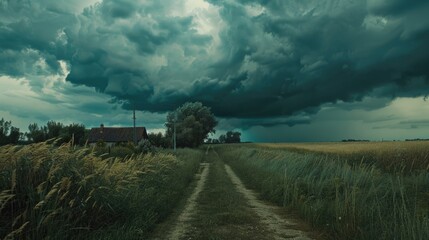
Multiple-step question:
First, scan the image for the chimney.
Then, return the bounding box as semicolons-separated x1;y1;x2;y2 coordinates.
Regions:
100;124;104;134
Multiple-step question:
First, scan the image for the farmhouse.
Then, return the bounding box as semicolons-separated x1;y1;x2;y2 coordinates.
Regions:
88;124;148;147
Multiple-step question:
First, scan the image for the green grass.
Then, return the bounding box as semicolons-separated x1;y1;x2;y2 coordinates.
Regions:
216;144;429;240
0;142;202;239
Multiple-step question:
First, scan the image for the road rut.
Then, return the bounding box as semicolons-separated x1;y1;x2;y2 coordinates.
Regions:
165;163;210;239
150;150;317;239
225;164;313;240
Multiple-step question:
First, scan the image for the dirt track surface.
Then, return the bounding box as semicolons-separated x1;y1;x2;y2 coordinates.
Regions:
167;163;210;239
225;164;313;240
150;150;316;240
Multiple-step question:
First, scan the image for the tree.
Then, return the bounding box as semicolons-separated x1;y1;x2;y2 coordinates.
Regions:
166;102;217;148
27;123;46;143
0;118;21;146
219;134;226;144
46;121;63;139
218;131;241;144
8;127;20;144
148;132;170;148
59;123;86;145
27;121;86;145
225;131;241;143
0;118;11;145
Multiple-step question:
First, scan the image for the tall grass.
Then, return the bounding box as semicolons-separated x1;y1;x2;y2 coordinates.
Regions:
0;142;202;239
258;141;429;173
216;144;429;240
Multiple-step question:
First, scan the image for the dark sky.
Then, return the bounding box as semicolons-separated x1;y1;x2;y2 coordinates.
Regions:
1;0;429;142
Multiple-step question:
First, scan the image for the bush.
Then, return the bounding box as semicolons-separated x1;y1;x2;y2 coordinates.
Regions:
137;139;155;154
110;146;135;158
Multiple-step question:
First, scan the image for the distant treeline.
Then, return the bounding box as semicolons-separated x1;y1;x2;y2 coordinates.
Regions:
206;131;241;144
342;139;370;142
342;139;429;142
0;118;87;146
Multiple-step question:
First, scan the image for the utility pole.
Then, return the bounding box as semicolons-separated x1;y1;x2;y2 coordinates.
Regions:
133;103;136;145
173;111;177;152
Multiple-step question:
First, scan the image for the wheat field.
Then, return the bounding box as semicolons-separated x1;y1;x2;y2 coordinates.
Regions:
0;142;202;239
254;141;429;172
217;142;429;240
259;141;429;155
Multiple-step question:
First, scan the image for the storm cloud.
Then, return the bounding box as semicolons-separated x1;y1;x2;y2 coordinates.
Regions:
1;0;429;122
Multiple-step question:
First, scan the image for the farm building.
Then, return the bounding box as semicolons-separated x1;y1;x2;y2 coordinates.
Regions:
87;124;148;147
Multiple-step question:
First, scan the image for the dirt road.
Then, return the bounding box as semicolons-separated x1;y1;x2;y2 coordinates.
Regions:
168;163;210;239
150;149;316;240
225;164;312;240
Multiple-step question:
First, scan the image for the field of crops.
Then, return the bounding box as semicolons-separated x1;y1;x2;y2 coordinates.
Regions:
258;141;429;172
259;141;429;154
2;140;428;239
0;142;202;239
216;142;429;240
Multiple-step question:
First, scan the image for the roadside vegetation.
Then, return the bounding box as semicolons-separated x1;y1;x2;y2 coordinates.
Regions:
0;101;217;239
0;142;202;240
216;143;429;240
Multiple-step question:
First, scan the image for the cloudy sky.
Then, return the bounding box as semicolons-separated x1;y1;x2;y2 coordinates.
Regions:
1;0;429;142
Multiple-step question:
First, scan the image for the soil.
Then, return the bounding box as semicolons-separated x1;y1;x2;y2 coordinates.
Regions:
224;164;313;240
167;163;210;239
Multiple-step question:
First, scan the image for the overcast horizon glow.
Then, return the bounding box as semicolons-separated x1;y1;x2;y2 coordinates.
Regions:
1;0;429;142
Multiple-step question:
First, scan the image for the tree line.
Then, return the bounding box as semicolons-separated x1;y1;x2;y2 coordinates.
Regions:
206;131;241;144
1;102;241;148
149;130;241;147
0;118;21;145
0;118;86;146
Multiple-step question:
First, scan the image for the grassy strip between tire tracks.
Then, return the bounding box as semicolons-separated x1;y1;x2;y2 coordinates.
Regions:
182;150;272;240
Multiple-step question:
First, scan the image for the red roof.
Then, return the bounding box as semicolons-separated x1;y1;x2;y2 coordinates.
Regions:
88;127;148;143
